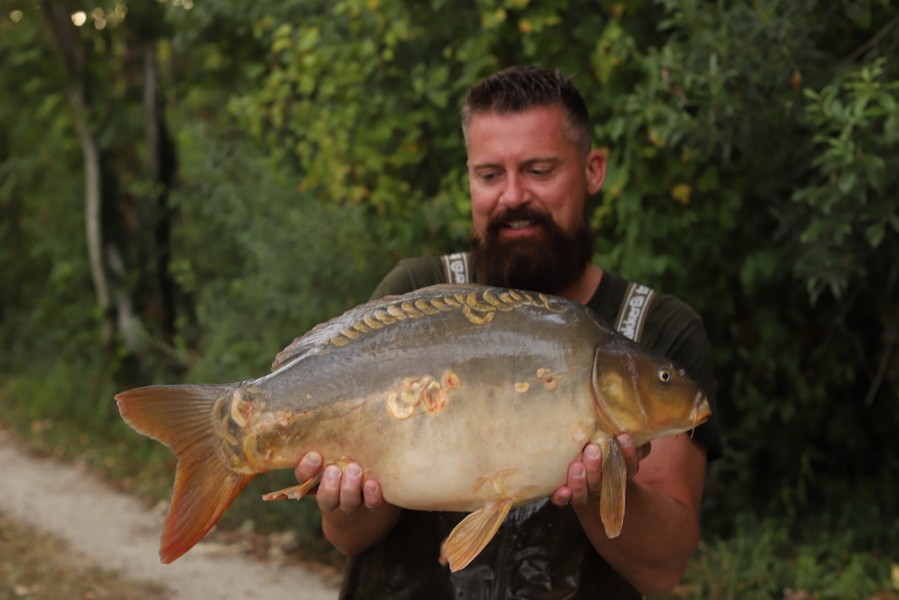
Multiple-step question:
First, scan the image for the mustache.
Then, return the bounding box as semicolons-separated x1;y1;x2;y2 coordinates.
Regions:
487;208;555;236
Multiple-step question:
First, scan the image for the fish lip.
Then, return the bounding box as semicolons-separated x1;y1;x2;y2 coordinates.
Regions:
688;391;711;436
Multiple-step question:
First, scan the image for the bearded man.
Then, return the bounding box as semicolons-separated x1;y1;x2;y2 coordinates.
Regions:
294;65;722;599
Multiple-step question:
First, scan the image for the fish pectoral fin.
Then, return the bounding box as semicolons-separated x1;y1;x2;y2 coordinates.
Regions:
440;500;513;572
599;437;627;538
261;474;321;501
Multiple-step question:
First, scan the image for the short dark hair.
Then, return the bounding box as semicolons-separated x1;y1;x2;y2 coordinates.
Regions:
461;66;592;154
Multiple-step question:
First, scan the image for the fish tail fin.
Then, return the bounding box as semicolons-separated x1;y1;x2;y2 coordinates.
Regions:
115;384;256;563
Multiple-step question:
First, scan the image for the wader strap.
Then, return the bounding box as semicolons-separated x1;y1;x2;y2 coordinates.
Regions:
614;282;655;343
442;253;652;343
442;252;472;284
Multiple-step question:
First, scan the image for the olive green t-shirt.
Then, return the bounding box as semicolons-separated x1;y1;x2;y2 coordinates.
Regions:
338;257;722;600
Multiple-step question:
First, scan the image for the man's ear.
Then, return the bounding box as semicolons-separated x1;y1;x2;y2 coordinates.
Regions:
585;149;607;195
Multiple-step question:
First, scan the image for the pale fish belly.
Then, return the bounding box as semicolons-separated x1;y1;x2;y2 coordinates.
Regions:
362;369;599;512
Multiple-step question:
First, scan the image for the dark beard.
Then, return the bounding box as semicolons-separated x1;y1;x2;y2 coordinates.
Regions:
470;208;594;294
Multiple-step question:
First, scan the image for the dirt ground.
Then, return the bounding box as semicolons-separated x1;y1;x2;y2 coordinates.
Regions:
0;428;340;600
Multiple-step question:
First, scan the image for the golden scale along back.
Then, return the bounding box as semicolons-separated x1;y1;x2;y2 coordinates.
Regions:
271;286;564;370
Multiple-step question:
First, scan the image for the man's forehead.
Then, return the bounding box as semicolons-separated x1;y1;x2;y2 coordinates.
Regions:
465;108;574;165
468;155;563;169
466;105;566;129
467;107;568;142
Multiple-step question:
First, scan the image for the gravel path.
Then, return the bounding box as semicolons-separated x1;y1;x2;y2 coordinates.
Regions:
0;429;339;600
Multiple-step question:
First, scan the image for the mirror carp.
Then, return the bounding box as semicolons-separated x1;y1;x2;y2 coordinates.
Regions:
115;284;711;571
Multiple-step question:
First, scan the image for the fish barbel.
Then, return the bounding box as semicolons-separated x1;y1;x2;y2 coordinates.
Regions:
115;284;710;571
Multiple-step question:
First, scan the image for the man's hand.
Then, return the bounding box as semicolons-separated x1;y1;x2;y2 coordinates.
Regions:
294;451;400;557
550;434;651;507
294;451;386;513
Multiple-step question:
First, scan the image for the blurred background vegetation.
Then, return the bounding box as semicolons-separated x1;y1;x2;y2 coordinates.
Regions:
1;0;897;597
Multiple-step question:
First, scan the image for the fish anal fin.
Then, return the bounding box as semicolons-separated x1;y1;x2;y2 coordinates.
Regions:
115;384;256;563
440;500;513;572
261;474;321;501
598;437;627;538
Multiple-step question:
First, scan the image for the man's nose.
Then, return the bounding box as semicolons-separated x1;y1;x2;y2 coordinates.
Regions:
499;174;530;208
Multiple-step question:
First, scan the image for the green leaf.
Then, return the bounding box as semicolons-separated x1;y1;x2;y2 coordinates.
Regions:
865;222;885;247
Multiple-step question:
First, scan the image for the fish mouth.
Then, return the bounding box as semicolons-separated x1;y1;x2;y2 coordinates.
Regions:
688;391;711;437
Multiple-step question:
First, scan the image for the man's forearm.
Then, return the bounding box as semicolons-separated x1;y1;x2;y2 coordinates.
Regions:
573;436;707;595
573;478;700;595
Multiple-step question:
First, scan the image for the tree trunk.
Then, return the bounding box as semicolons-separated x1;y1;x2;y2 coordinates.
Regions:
142;36;181;346
42;1;115;345
44;1;187;381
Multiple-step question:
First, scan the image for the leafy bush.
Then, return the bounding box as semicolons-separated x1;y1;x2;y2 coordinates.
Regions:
167;122;393;382
662;516;896;599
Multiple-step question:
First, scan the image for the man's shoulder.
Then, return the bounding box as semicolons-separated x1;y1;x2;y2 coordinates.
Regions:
369;256;448;299
591;269;703;343
647;289;705;334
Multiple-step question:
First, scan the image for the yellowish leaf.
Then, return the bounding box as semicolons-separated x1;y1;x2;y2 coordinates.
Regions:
671;183;693;205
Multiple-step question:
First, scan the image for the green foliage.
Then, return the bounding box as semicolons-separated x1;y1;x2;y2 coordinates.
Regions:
167;122;393;383
2;360;116;436
788;59;899;302
661;516;895;599
0;7;100;371
3;0;899;575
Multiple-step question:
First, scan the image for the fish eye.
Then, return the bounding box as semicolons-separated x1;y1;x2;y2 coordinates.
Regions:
657;367;672;383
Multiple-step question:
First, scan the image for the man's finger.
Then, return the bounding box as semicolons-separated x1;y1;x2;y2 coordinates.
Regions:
550;486;572;507
295;451;322;483
615;434;642;478
339;462;364;512
582;443;602;496
362;479;384;509
317;464;343;512
568;460;589;505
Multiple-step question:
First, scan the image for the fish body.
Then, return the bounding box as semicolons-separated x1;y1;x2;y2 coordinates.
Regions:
116;284;710;570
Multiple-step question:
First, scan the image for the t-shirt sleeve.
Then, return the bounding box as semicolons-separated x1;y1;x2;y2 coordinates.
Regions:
370;257;447;300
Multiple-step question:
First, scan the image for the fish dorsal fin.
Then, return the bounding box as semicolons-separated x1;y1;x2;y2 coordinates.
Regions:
598;436;627;537
269;290;448;372
440;499;514;572
270;320;336;372
270;284;564;372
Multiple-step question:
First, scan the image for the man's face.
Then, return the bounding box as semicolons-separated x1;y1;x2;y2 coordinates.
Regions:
465;105;606;292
